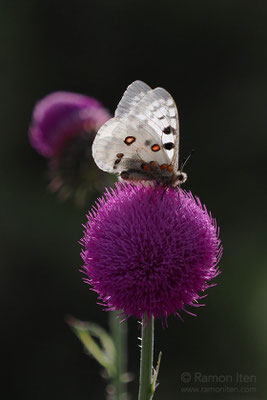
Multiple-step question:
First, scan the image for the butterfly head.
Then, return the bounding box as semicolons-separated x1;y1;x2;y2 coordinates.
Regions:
174;171;187;186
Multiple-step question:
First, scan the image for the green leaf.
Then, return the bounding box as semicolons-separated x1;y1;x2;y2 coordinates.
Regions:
149;351;162;400
66;315;116;378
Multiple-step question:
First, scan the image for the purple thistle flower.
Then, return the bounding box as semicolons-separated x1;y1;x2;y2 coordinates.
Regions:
81;183;222;320
29;91;110;157
29;91;112;204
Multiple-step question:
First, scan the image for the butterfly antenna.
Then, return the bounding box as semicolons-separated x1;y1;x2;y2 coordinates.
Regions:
180;149;195;171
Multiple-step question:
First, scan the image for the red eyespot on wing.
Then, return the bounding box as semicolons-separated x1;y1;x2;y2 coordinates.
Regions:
141;163;151;171
124;136;136;145
160;164;168;170
151;144;160;152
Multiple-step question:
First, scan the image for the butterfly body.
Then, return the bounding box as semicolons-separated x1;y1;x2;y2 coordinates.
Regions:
92;81;187;187
118;157;185;187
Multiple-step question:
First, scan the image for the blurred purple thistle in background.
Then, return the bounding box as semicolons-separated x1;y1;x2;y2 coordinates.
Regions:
81;183;222;321
29;91;112;204
29;91;110;157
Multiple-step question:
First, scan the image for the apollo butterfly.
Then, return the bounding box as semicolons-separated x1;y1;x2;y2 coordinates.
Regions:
92;81;187;187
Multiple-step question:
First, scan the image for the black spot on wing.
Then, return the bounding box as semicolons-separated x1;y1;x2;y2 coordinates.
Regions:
163;142;174;150
163;126;172;134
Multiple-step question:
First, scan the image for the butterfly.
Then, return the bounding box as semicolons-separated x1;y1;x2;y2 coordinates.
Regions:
92;80;187;187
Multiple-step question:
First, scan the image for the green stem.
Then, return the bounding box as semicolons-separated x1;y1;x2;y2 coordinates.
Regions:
109;311;128;399
138;314;154;400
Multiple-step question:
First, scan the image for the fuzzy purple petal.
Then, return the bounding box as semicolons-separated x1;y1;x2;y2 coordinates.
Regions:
29;91;111;157
81;184;222;320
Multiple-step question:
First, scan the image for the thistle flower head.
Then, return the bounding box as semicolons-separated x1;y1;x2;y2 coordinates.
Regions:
29;91;112;204
81;184;222;320
29;91;110;157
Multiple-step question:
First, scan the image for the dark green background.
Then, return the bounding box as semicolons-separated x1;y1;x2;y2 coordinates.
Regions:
1;1;266;399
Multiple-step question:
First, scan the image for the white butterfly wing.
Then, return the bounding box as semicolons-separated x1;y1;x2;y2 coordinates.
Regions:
92;117;170;173
92;81;180;174
92;118;121;172
127;87;179;168
114;80;152;118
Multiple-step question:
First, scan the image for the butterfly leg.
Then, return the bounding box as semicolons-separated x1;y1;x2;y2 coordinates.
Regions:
161;186;169;200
